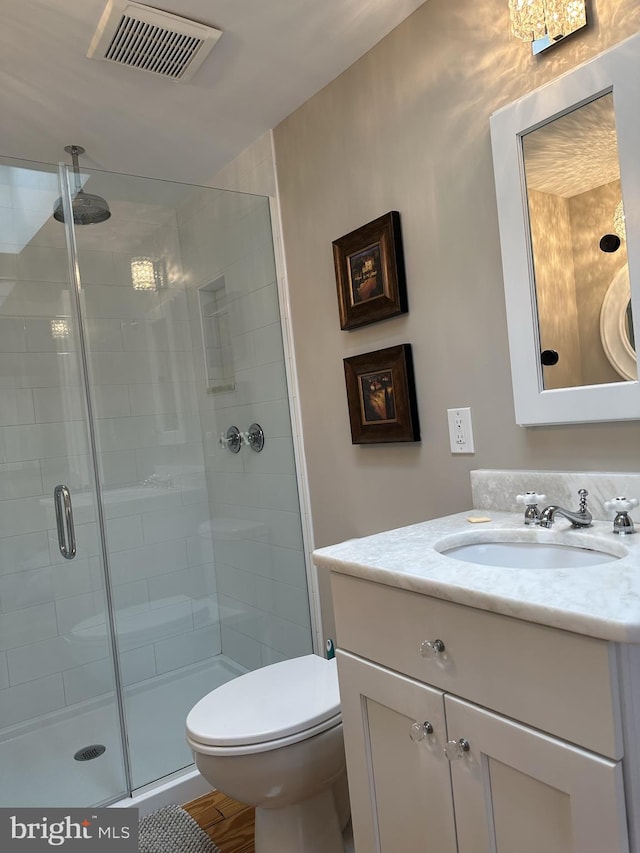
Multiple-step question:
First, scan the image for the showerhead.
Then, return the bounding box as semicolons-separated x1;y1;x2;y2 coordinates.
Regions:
53;145;111;225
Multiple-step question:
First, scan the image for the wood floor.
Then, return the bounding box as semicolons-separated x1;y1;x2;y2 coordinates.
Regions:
184;789;255;853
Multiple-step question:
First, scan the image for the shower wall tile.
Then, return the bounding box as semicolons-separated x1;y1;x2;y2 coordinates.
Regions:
243;440;296;477
2;421;89;464
33;387;84;423
0;567;54;611
0;602;58;652
192;593;219;629
274;583;311;629
147;565;208;604
254;321;285;365
75;250;116;286
82;285;158;321
25;318;77;352
260;645;286;667
0;389;36;425
141;503;210;545
63;657;113;705
40;454;91;492
120;645;156;686
275;618;313;659
134;443;205;482
218;624;261;671
0;281;71;318
186;533;214;568
0;353;81;390
0;496;50;537
127;382;193;416
0;651;8;689
0;461;43;500
108;538;188;586
17;246;69;282
0;318;27;352
49;556;99;601
93;385;133;419
0;254;19;281
121;320;193;352
103;515;144;553
89;351;171;386
0;531;50;576
154;624;221;675
85;318;125;351
0;673;66;727
270;546;308;589
113;579;149;612
94;414;161;453
6;630;108;686
116;599;193;652
216;562;257;607
55;590;104;635
98;449;138;487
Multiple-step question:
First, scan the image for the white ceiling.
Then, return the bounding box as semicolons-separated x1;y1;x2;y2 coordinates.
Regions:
0;0;427;187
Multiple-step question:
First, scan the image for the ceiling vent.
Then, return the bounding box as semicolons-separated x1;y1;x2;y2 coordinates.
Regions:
87;0;222;82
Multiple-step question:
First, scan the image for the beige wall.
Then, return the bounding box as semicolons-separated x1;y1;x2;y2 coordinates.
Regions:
273;0;640;638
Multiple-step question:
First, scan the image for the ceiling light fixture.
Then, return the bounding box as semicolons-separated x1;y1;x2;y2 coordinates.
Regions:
509;0;586;46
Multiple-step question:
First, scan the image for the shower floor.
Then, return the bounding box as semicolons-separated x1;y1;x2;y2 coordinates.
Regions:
0;655;244;808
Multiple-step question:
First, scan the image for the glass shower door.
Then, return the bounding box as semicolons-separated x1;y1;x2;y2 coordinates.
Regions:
71;165;313;792
0;156;128;806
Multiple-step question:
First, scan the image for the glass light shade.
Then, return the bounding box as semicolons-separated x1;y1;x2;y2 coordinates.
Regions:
509;0;586;43
509;0;547;41
613;200;626;242
131;257;157;291
544;0;586;40
50;318;70;339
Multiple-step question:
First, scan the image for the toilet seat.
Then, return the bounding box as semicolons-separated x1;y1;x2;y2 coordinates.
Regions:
186;655;341;755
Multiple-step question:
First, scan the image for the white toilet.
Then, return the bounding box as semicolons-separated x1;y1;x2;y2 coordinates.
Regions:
186;654;348;853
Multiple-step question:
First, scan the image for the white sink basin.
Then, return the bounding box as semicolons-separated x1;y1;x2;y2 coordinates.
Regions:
436;531;624;569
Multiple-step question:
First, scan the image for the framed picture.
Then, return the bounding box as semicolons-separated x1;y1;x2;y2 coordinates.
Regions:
343;344;420;444
332;211;407;330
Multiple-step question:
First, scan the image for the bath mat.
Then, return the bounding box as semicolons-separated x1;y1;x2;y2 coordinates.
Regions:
139;804;222;853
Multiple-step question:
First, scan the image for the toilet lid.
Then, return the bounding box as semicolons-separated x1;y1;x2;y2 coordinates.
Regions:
186;655;340;747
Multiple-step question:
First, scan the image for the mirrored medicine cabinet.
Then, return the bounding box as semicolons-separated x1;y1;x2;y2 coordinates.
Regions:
490;31;640;426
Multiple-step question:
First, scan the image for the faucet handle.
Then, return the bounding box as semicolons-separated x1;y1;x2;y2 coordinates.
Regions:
604;497;637;536
516;492;546;505
516;492;546;526
604;497;638;513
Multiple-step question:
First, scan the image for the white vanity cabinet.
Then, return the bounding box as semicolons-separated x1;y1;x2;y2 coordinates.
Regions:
331;572;630;853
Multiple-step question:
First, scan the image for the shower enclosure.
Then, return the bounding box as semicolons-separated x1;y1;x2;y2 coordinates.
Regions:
0;153;312;807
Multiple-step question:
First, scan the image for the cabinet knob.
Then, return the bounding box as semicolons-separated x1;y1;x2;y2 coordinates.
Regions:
419;639;445;658
444;738;470;761
409;721;434;743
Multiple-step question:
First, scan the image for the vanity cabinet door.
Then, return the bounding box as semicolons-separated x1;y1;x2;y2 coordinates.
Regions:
337;650;457;853
444;695;629;853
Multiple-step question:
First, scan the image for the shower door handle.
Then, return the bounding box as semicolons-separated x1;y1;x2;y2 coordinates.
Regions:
54;485;77;560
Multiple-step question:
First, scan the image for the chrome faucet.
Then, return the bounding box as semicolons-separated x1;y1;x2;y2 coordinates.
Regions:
539;489;593;529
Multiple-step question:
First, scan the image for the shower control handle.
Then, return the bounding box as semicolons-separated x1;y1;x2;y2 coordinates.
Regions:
54;485;77;560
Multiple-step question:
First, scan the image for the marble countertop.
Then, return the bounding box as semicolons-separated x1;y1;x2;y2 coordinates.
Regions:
313;511;640;643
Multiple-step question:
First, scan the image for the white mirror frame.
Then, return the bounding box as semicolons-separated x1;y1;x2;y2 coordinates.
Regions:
490;32;640;426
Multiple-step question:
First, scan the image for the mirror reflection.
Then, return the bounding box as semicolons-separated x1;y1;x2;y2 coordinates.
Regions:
521;92;636;390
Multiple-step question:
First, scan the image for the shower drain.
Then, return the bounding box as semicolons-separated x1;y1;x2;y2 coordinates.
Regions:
74;744;107;762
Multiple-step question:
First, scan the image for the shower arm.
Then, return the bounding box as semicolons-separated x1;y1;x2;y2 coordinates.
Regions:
66;144;85;194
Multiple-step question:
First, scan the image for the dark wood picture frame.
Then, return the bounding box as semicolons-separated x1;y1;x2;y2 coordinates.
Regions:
343;344;420;444
333;211;407;330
